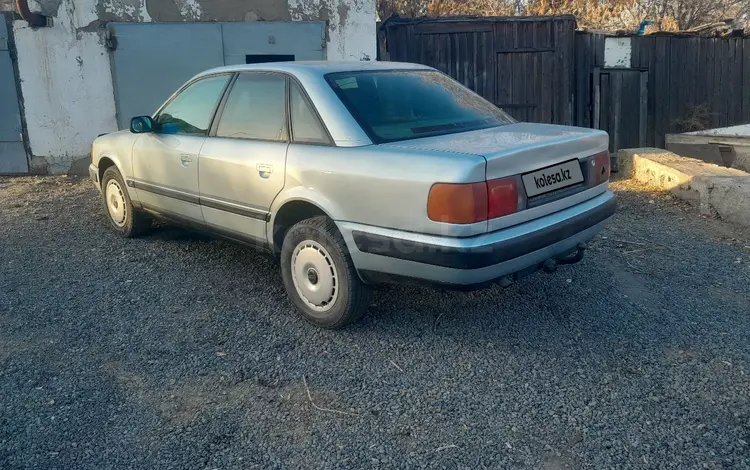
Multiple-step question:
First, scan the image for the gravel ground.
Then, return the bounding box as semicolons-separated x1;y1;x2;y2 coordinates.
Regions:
1;175;749;470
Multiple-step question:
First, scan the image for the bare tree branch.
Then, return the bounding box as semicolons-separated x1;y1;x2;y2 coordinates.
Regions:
377;0;749;31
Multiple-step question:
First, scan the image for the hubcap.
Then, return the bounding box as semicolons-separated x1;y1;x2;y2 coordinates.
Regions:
105;180;127;227
291;240;338;312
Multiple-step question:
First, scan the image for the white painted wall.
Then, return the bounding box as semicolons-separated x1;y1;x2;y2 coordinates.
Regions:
99;0;153;21
329;2;376;61
13;0;376;173
289;0;377;61
604;37;632;68
13;0;118;173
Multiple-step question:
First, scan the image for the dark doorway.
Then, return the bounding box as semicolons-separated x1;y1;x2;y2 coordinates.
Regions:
246;54;295;64
593;68;648;152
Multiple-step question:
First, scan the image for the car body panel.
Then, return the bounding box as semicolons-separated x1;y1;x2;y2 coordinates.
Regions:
387;122;610;232
198;137;287;242
388;122;607;176
283;68;371;147
282;141;488;237
90;61;616;288
90;129;138;196
130;133;204;223
165;62;422;148
338;191;615;285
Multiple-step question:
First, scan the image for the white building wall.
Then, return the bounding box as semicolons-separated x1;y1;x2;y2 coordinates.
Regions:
12;0;376;174
289;0;376;61
14;0;118;173
603;37;632;68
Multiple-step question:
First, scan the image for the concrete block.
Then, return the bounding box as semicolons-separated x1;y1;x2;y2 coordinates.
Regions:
697;177;750;227
733;146;750;173
28;155;49;175
68;156;91;176
617;148;750;228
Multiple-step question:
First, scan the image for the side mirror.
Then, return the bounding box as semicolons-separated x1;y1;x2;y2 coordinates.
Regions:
130;116;155;133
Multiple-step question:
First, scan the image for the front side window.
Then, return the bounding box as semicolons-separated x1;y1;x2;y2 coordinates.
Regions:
326;70;516;143
215;73;288;141
290;82;330;145
155;74;231;136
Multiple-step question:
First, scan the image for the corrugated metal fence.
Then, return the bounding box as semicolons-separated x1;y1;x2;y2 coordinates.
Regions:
381;17;750;151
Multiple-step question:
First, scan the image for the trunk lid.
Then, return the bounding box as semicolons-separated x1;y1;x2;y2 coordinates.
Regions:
387;122;609;181
388;122;610;233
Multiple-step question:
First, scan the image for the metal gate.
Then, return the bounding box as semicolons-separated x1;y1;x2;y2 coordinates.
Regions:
0;16;28;174
108;21;326;129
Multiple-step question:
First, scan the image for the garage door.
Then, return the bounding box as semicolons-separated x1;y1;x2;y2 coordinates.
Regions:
0;18;28;174
108;21;326;129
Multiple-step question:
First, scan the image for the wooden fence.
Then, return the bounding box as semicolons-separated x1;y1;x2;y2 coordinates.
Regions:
380;17;750;151
631;36;750;147
382;16;578;126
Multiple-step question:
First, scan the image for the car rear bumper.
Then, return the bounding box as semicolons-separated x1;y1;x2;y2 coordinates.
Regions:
338;191;616;287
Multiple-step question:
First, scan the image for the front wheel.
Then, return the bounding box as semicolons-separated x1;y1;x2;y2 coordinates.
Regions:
100;166;151;238
280;216;371;329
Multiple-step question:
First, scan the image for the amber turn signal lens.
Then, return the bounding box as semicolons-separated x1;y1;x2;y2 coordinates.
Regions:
427;182;488;224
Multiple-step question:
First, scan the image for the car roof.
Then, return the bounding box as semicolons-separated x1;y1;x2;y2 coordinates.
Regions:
194;61;435;79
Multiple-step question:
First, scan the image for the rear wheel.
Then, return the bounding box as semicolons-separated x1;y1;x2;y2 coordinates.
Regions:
280;216;371;329
101;166;151;237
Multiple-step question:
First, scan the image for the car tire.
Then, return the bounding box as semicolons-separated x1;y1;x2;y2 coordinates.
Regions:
280;216;371;329
100;166;151;238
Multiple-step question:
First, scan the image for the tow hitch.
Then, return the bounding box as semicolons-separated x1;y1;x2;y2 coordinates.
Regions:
542;242;587;273
496;242;589;288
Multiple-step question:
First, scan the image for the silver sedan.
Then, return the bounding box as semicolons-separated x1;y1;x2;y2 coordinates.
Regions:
89;61;616;328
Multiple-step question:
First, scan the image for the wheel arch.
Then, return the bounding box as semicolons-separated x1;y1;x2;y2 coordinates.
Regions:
97;156;118;185
96;154;140;205
270;198;333;254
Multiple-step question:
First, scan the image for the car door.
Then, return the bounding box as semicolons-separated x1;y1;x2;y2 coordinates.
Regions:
131;73;232;223
198;72;290;243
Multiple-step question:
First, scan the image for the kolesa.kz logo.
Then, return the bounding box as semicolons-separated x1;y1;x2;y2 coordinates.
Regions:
534;168;572;189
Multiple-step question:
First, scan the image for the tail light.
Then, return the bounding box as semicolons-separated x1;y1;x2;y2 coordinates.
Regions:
590;151;610;186
429;151;608;225
487;177;519;219
427;182;487;224
427;177;520;224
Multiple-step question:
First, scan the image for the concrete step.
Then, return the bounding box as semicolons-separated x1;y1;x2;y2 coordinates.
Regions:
616;148;750;228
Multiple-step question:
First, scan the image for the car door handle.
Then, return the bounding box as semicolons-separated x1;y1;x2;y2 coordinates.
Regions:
257;164;273;178
180;154;192;167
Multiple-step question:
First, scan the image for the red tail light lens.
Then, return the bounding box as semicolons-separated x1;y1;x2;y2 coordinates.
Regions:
427;177;520;224
487;177;519;219
591;151;611;185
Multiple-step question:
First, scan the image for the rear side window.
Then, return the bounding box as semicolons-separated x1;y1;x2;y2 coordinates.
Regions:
327;70;515;143
290;82;330;145
216;73;288;141
156;74;231;136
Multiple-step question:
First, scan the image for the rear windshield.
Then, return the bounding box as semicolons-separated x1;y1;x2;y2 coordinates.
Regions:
326;70;516;143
